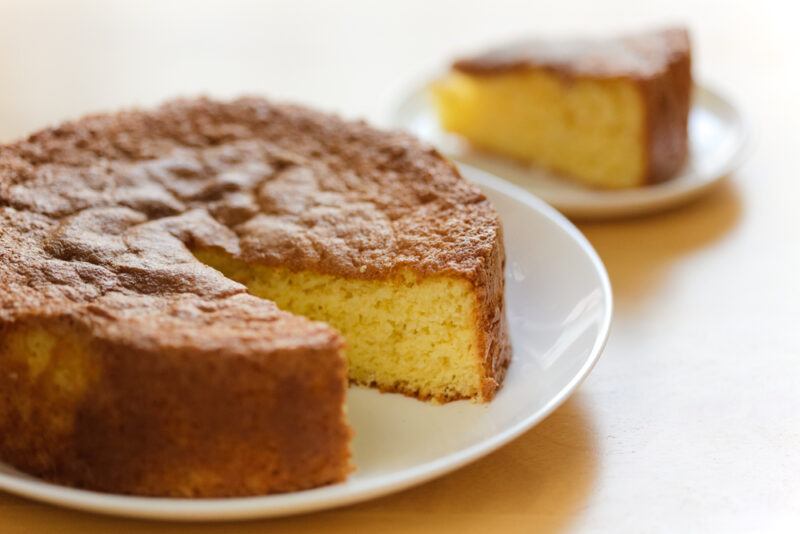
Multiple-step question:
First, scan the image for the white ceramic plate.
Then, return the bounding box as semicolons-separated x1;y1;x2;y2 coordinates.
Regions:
0;166;612;521
392;82;749;219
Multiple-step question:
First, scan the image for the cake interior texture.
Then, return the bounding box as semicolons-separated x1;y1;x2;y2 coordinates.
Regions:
433;71;645;188
195;250;484;401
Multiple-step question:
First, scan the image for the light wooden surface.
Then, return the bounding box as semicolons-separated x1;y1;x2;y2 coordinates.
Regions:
0;0;796;531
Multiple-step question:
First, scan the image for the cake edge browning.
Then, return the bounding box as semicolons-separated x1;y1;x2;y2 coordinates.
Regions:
474;219;510;401
639;37;692;184
451;27;690;80
0;312;353;497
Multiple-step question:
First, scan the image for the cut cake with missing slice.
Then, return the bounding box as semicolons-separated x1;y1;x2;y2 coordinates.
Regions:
0;97;510;497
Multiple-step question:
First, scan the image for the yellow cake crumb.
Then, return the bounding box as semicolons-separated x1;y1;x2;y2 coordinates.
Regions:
194;249;485;401
432;70;646;188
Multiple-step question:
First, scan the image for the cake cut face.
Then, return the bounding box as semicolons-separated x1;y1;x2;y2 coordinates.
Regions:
0;97;510;496
432;28;692;188
194;254;490;401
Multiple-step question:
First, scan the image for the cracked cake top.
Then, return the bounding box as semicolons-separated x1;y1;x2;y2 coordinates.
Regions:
0;97;501;352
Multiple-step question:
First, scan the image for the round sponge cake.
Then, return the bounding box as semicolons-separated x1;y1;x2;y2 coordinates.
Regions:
0;97;510;496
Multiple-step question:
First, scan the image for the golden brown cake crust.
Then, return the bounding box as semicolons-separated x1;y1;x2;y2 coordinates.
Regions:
452;28;690;80
0;97;509;495
451;28;692;184
0;307;351;497
639;33;692;184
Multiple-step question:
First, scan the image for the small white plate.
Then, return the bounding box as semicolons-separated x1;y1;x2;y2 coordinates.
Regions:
0;166;612;521
392;82;749;219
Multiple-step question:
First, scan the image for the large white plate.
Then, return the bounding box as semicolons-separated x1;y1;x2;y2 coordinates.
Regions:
392;83;749;219
0;165;612;521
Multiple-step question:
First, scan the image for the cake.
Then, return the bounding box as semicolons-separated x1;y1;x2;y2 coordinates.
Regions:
432;27;692;188
0;97;510;497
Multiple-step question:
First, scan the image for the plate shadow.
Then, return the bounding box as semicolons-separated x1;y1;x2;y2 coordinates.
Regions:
577;180;743;313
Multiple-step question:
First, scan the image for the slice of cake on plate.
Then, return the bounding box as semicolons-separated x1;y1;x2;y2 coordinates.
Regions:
432;28;692;188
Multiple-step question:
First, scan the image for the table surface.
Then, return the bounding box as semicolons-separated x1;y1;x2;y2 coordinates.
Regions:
0;0;796;531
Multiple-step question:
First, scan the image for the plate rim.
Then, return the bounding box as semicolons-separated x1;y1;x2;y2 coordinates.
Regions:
389;76;751;219
0;166;613;521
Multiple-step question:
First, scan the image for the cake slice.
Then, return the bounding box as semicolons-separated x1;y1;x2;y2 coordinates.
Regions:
432;28;692;188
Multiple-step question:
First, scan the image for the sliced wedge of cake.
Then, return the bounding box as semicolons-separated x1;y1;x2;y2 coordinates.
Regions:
432;28;692;188
0;97;510;497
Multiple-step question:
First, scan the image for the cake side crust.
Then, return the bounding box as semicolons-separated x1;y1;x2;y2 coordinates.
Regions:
452;27;690;80
0;308;352;497
638;40;692;183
